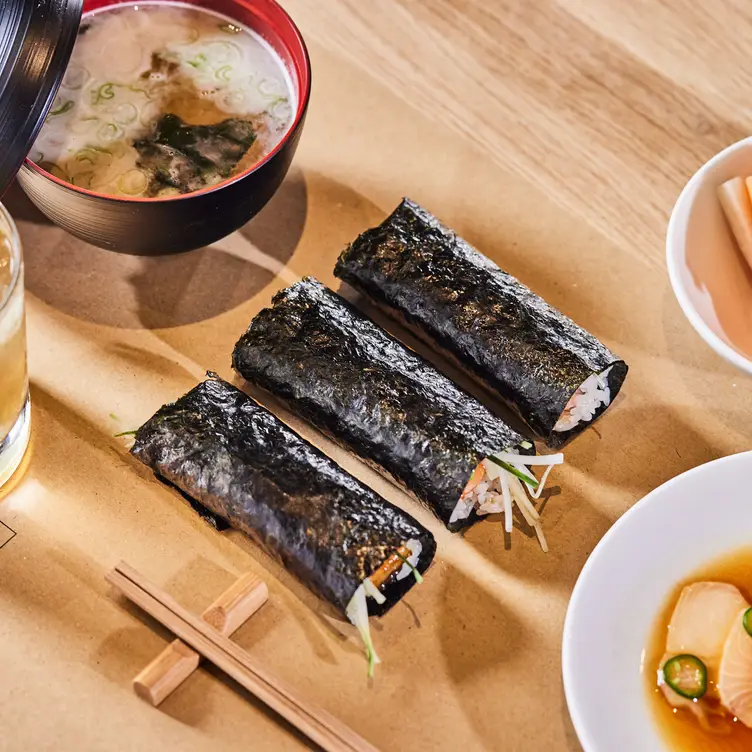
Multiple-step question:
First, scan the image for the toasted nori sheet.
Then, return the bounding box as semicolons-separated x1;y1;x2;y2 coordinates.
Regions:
232;278;533;532
131;376;436;617
334;198;628;448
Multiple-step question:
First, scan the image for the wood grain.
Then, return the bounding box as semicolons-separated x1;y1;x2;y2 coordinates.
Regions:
284;0;748;265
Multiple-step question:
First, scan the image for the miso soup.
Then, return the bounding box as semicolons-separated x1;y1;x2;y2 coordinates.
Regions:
32;2;295;198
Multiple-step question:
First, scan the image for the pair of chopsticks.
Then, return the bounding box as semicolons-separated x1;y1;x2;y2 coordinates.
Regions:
133;572;269;706
107;562;379;752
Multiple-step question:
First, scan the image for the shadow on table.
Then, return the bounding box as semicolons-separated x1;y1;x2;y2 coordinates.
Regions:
3;180;55;225
661;281;752;439
145;172;388;375
18;169;307;329
436;566;533;748
561;692;585;752
564;403;725;496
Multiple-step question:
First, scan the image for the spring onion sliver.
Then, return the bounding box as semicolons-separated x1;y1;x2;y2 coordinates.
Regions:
485;455;539;488
663;654;707;700
50;101;74;116
216;65;232;82
395;539;422;582
93;83;116;104
397;554;423;584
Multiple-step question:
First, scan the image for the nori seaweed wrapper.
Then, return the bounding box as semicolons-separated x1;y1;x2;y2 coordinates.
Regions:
131;376;436;617
334;198;628;448
232;278;533;533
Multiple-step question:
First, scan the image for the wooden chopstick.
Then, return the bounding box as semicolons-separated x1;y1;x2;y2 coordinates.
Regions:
107;562;380;752
134;574;268;706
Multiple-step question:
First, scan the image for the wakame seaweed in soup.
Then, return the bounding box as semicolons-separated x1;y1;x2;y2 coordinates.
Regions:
32;4;294;198
133;114;257;196
131;376;436;676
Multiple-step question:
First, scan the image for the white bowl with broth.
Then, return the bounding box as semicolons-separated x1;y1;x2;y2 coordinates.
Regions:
16;0;311;254
563;451;752;752
667;138;752;375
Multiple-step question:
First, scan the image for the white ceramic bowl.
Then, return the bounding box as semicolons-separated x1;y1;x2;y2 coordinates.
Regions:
667;138;752;375
562;451;752;751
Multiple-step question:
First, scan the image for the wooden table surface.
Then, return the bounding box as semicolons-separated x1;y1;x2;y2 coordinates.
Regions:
2;1;750;750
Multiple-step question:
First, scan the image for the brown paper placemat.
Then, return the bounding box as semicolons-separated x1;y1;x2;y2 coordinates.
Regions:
1;3;750;749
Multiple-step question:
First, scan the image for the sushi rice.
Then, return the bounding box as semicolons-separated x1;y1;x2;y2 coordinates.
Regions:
554;366;613;433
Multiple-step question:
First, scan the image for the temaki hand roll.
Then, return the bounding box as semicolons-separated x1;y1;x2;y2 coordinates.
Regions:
130;375;436;676
334;199;628;448
232;278;563;551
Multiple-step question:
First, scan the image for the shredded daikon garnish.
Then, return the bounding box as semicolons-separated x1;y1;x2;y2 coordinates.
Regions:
346;584;381;678
448;446;564;551
532;520;549;553
363;577;386;605
492;452;564;466
529;462;557;500
507;475;539;523
500;471;514;533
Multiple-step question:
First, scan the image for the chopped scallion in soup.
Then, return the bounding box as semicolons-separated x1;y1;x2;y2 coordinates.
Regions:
32;3;294;198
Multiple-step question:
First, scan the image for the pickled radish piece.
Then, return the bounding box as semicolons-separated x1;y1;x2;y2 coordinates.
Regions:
719;608;752;726
666;582;748;676
719;178;752;269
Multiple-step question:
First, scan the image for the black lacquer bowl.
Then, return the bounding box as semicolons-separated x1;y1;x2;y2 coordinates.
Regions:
16;0;311;255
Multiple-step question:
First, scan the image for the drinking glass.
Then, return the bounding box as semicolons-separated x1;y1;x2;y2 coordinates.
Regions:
0;205;29;488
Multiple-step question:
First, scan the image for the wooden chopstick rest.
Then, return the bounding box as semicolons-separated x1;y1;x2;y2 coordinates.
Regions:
133;572;268;706
108;562;379;752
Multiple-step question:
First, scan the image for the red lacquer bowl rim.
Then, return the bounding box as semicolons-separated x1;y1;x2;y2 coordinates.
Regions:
22;0;311;204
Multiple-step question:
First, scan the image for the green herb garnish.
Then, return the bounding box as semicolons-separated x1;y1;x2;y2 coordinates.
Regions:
187;53;207;69
114;430;138;438
486;455;539;488
92;83;116;104
397;553;423;584
50;100;74;116
215;65;232;82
